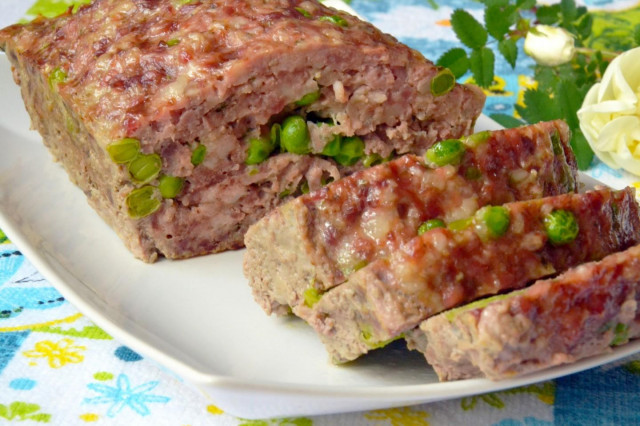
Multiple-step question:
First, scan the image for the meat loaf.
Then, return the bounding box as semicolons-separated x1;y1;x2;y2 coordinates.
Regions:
303;187;640;363
0;0;485;262
407;243;640;381
244;120;578;315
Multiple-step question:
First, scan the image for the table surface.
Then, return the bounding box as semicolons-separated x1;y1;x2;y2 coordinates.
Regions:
2;0;640;425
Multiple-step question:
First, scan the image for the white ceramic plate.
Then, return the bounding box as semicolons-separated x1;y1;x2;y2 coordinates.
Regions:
1;54;639;419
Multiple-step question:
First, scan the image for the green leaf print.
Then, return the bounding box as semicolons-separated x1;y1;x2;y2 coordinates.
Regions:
0;402;51;422
504;382;556;405
623;360;640;375
30;324;112;340
480;393;505;409
238;418;312;426
0;228;7;244
462;393;505;411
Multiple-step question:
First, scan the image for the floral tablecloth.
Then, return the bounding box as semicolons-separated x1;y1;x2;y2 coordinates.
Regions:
2;0;640;424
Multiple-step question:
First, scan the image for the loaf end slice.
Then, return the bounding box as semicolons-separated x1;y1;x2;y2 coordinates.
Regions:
0;0;485;261
407;243;640;381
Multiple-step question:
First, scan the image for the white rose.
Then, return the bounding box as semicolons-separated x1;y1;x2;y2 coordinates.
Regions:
577;47;640;176
524;25;576;66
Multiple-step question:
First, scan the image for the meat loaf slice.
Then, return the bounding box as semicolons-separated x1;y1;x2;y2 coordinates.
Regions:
244;120;577;315
0;0;485;262
407;243;640;381
303;187;640;363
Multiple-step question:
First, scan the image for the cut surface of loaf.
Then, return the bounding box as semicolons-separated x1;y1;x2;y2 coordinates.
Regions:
302;187;640;363
0;0;484;262
406;243;640;381
244;120;577;315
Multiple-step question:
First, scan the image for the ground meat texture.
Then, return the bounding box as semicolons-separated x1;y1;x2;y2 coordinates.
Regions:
407;243;640;381
301;187;640;363
244;120;577;315
0;0;485;262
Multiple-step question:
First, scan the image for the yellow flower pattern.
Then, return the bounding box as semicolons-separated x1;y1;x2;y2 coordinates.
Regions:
23;338;86;368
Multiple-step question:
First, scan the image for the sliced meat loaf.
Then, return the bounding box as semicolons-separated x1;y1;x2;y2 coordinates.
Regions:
407;243;640;381
244;120;578;315
302;187;640;363
0;0;485;262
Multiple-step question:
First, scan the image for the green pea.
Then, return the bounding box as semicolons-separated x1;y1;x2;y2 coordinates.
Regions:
425;139;466;167
448;217;473;231
126;186;161;218
295;6;312;18
335;136;364;166
246;137;275;165
431;68;455;97
318;15;348;27
279;188;292;198
128;153;162;184
300;180;310;194
166;38;180;47
321;134;342;157
464;130;491;148
270;123;281;147
478;206;510;239
363;153;383;168
611;323;629;346
550;130;563;155
418;218;445;235
281;115;310;154
106;138;140;164
48;67;67;89
303;287;322;308
321;175;334;186
543;209;579;245
158;175;184;198
191;144;207;166
464;166;482;180
295;90;320;106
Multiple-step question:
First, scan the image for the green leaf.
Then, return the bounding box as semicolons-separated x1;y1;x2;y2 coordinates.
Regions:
570;130;595;170
576;13;593;40
576;5;588;18
533;67;558;95
516;0;536;9
490;113;525;128
470;47;495;88
498;38;518;68
485;5;517;40
634;24;640;46
478;0;509;7
436;48;470;78
516;89;560;123
555;79;582;130
560;0;577;24
536;4;561;25
450;9;488;49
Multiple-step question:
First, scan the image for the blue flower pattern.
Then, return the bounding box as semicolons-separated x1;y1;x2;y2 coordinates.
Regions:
84;374;170;417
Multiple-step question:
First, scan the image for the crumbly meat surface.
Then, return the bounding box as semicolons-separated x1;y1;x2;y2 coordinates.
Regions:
407;243;640;381
244;120;577;315
302;187;640;363
0;0;485;261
